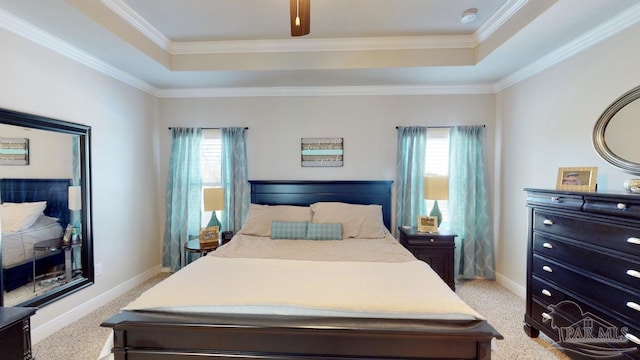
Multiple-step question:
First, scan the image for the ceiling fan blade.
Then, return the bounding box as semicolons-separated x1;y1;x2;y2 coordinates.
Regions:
290;0;310;37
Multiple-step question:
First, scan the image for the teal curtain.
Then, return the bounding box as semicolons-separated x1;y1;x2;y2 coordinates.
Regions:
395;126;427;235
221;128;250;233
163;128;202;272
448;126;495;279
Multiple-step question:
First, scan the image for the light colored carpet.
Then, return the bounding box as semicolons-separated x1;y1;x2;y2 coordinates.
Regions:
32;275;569;360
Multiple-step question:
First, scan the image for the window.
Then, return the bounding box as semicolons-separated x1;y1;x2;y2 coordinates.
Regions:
425;127;450;227
201;129;222;226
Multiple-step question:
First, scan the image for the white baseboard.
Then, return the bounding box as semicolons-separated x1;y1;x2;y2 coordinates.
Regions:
495;272;526;300
32;264;162;343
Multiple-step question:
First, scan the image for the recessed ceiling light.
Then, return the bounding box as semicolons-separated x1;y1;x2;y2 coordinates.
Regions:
460;8;478;24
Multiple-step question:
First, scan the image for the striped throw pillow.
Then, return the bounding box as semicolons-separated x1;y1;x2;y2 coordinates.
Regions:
306;223;343;240
270;221;308;239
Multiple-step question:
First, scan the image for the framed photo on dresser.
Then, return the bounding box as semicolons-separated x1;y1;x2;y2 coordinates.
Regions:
556;167;597;191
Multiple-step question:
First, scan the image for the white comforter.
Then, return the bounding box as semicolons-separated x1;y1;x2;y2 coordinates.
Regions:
124;234;484;321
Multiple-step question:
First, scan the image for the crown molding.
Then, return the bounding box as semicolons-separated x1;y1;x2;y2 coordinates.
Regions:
495;2;640;92
156;84;496;98
100;0;170;50
475;0;528;43
0;7;158;96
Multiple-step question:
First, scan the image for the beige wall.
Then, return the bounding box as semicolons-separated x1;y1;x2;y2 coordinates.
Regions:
0;28;161;341
157;94;497;232
496;22;640;296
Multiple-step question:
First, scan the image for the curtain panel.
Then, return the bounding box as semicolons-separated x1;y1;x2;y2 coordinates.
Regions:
163;128;202;272
448;126;495;279
395;126;427;236
221;127;249;233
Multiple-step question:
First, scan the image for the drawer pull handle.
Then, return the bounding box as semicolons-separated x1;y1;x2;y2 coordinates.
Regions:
617;202;627;210
541;312;552;321
627;269;640;279
625;333;640;345
543;219;554;225
628;237;640;245
541;289;552;297
543;242;554;249
550;197;559;202
627;301;640;312
429;238;435;243
542;266;553;273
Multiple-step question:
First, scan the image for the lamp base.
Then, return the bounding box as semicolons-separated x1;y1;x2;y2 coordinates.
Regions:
207;212;222;232
429;200;442;227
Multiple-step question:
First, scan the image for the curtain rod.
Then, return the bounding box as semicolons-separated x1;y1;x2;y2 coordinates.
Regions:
168;127;248;130
395;125;485;129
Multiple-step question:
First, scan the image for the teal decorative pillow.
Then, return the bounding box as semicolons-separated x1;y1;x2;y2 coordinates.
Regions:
270;221;308;239
306;223;343;240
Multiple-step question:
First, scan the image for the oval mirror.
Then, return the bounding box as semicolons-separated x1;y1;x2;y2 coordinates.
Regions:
0;108;94;308
593;84;640;175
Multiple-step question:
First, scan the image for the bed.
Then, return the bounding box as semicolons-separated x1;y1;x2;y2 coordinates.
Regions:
1;178;70;291
102;180;502;360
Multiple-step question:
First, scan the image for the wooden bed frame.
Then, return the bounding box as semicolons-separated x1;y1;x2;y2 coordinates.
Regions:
102;180;502;360
1;178;71;291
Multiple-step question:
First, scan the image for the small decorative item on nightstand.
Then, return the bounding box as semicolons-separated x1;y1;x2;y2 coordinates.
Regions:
417;215;438;233
398;226;456;290
199;226;219;250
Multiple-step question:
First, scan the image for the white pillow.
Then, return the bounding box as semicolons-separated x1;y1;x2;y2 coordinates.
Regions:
310;202;386;239
238;204;312;237
1;201;47;232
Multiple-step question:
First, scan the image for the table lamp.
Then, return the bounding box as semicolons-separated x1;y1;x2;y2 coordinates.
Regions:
424;175;448;227
204;187;224;231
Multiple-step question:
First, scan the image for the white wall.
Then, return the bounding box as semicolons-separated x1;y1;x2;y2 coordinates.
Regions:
158;94;497;231
496;22;640;296
0;124;73;178
0;28;161;341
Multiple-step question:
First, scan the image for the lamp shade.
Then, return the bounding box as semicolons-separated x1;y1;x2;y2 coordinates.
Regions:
68;186;82;211
424;176;449;201
204;188;224;211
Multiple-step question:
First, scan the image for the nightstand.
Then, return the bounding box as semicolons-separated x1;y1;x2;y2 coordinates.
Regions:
184;239;218;265
0;307;36;360
397;226;456;290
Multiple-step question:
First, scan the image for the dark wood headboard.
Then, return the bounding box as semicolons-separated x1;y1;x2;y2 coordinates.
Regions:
249;180;393;231
0;178;72;227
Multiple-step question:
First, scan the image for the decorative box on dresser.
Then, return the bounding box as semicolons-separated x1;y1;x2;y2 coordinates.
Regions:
397;226;456;290
0;307;36;360
524;188;640;358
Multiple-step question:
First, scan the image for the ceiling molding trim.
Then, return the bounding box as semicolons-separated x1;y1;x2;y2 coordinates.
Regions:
156;84;496;98
495;2;640;92
169;35;477;55
100;0;171;50
475;0;528;42
0;8;158;96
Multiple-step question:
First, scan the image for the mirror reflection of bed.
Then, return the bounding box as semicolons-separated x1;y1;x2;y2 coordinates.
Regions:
1;179;81;306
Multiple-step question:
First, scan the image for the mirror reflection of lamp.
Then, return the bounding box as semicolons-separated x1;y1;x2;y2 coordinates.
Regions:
68;185;82;242
204;188;224;231
424;175;448;227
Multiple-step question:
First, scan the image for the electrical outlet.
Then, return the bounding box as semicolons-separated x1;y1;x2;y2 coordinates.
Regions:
95;263;103;276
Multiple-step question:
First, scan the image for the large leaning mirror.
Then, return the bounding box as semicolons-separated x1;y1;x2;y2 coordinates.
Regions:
0;108;93;307
593;84;640;175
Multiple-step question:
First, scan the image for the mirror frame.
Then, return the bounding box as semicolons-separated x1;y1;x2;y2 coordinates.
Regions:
593;84;640;175
0;108;94;307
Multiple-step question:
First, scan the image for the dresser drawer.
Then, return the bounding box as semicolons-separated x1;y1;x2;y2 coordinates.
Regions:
526;191;583;211
584;195;640;221
532;258;640;328
533;234;640;290
531;299;640;357
533;210;640;257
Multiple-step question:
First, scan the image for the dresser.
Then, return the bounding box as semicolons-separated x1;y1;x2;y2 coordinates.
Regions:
0;307;36;360
397;226;456;290
524;188;640;358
